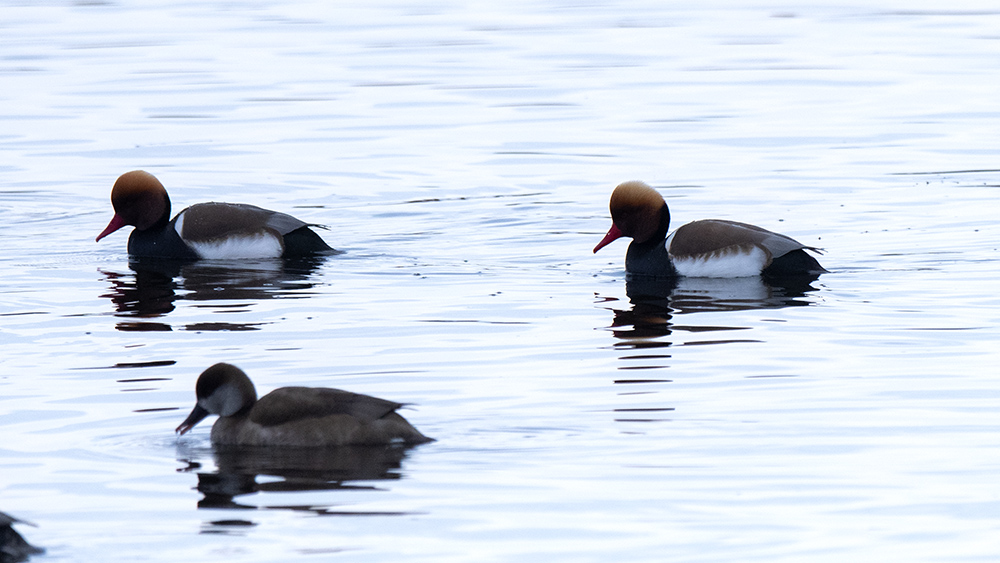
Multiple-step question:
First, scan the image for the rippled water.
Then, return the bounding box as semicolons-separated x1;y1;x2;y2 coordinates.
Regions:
2;1;999;561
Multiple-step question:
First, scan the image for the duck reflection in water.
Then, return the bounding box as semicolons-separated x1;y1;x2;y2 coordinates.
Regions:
98;255;328;331
178;444;420;515
625;271;822;316
607;273;823;353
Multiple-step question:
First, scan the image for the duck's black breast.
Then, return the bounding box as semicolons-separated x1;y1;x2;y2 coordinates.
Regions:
127;217;198;259
625;238;677;278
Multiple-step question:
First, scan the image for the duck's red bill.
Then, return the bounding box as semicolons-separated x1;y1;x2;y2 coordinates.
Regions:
593;224;623;253
96;214;127;242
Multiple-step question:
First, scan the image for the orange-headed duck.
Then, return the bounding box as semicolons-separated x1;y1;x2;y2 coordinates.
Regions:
97;170;335;259
594;181;826;278
176;363;432;447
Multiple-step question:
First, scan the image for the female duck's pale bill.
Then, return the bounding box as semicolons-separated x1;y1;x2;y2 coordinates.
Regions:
176;363;432;447
97;170;336;259
594;181;826;278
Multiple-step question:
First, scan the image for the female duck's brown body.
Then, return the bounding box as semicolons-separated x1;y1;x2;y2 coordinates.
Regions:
96;170;334;259
176;363;432;447
594;181;826;278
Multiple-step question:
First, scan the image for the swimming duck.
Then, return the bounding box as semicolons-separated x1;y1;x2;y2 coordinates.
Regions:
594;181;826;278
96;170;335;259
0;511;44;563
176;363;432;447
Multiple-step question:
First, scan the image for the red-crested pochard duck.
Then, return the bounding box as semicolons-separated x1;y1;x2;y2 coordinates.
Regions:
594;181;826;278
96;170;335;259
176;363;433;447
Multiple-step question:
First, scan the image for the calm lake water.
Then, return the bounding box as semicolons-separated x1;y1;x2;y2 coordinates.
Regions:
2;1;999;561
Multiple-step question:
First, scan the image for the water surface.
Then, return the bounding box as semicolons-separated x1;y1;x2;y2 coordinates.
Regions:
2;2;999;561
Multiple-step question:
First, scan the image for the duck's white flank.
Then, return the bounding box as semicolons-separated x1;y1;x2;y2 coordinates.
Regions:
665;232;770;278
174;211;283;259
188;234;284;259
